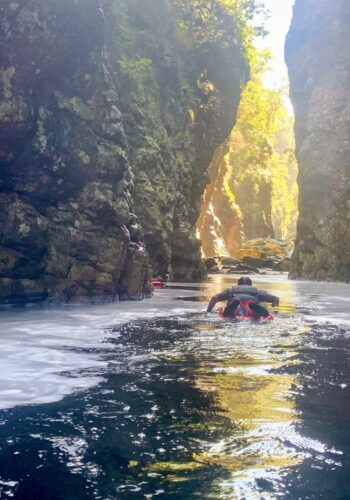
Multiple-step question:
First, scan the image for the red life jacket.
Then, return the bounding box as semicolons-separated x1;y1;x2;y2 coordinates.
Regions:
219;295;273;321
223;296;255;318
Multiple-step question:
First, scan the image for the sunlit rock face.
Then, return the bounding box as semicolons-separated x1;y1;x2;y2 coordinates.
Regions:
0;0;247;303
197;144;243;258
286;0;350;281
197;140;274;259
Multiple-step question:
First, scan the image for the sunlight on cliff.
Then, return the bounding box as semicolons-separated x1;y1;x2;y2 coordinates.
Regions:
197;0;298;260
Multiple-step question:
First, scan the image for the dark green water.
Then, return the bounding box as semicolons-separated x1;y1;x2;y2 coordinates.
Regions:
0;277;350;499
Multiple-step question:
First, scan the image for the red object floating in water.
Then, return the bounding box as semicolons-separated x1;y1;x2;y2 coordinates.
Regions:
152;278;166;289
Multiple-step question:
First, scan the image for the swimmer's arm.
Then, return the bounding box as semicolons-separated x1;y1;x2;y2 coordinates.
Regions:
207;289;231;312
258;291;279;306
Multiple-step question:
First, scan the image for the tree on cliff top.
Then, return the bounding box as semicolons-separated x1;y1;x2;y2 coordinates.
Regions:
171;0;265;52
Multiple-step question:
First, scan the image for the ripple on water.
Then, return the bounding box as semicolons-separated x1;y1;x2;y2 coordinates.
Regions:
0;301;350;498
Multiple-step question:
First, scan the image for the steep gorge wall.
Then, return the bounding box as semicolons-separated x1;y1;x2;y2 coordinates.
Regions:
286;0;350;281
197;143;244;258
0;0;247;304
111;0;247;280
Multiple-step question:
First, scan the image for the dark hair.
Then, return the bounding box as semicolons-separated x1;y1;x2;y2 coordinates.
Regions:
238;276;253;286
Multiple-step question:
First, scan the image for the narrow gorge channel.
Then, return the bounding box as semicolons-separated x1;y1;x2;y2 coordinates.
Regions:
197;0;298;280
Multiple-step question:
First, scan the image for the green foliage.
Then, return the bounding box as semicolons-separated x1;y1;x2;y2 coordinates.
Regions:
111;0;135;53
118;58;153;80
271;117;299;239
171;0;265;56
225;49;298;239
223;152;237;205
176;152;186;165
220;0;268;63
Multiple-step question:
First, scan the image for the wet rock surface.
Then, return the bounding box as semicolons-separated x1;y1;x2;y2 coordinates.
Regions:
236;238;293;272
115;1;247;281
286;0;350;282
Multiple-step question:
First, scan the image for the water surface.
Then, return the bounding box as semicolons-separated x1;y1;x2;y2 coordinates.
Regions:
0;275;349;499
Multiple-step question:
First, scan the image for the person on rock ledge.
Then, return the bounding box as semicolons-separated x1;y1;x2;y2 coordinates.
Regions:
207;276;279;319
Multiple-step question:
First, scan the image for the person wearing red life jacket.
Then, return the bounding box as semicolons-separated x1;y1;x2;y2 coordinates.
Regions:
207;276;279;319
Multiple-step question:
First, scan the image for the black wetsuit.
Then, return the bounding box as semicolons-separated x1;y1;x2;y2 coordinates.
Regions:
210;285;278;319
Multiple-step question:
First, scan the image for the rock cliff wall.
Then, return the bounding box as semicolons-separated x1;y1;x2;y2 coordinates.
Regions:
0;0;247;304
197;143;243;258
286;0;350;281
110;0;247;280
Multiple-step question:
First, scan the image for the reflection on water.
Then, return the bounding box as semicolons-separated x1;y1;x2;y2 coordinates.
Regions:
191;318;304;498
0;275;349;498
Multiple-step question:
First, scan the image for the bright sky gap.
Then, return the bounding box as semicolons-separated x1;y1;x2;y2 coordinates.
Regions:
255;0;295;113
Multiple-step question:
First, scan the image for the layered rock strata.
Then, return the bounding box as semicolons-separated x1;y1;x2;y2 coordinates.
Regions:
0;0;247;303
286;0;350;281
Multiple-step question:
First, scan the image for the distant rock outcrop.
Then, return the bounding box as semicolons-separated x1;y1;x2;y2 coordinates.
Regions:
286;0;350;281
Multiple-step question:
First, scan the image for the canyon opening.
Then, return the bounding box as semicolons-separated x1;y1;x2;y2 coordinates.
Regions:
197;0;298;278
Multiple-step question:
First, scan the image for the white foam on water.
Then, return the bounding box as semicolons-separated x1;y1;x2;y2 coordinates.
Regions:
0;288;202;410
0;274;349;411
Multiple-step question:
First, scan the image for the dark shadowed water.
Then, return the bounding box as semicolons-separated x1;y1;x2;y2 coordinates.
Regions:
0;275;350;499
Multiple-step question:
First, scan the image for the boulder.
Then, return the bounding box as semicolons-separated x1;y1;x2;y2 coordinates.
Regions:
119;245;151;301
280;259;292;272
220;256;242;266
235;248;263;260
204;258;219;271
235;238;293;271
225;263;260;274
